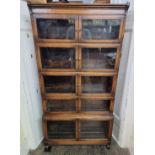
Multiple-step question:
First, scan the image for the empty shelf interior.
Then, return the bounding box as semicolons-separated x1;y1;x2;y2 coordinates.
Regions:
44;76;75;93
82;76;113;93
47;121;75;139
80;121;109;139
82;48;116;69
47;100;76;112
37;18;75;39
81;100;110;112
40;47;75;69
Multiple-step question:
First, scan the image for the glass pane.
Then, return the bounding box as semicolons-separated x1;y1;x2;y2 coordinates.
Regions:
47;121;75;139
82;76;112;93
37;19;75;39
82;48;117;69
81;100;110;112
80;121;109;139
82;19;120;40
40;48;75;69
44;76;75;93
47;100;76;112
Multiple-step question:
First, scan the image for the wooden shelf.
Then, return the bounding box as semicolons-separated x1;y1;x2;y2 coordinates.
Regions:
80;94;113;99
41;71;117;76
44;93;113;100
43;112;113;121
45;93;77;99
28;3;129;10
44;139;110;145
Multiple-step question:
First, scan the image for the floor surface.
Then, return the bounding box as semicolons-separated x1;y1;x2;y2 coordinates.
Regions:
30;139;130;155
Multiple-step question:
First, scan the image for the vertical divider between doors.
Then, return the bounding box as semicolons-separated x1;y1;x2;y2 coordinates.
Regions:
78;46;82;71
78;16;82;42
76;46;79;71
76;16;81;141
76;43;81;113
77;71;81;141
76;120;80;140
75;16;79;42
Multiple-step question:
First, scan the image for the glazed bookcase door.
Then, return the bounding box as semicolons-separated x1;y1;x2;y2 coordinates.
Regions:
79;44;120;72
81;99;111;112
46;121;76;140
33;14;78;42
40;73;77;98
80;75;113;95
45;99;77;113
36;43;78;72
80;120;110;139
79;16;124;42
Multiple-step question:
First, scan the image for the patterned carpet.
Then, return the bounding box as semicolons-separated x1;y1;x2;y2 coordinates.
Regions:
30;139;130;155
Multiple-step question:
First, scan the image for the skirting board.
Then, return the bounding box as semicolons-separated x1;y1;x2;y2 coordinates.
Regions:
112;113;121;146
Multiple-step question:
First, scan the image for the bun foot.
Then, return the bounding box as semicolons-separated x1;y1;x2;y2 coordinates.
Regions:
105;144;111;150
44;145;51;152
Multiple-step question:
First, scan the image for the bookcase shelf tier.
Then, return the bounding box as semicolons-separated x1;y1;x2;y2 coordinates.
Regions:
28;2;129;146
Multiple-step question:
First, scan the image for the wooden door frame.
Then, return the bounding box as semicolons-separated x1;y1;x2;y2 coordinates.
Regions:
36;42;79;72
32;14;79;43
78;15;125;43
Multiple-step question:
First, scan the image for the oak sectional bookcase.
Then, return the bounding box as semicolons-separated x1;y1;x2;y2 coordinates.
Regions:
28;2;129;149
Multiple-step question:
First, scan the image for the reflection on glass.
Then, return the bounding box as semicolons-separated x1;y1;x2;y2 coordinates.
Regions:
82;76;112;93
82;48;117;69
81;100;110;112
37;19;75;39
47;121;75;139
80;121;109;139
82;19;120;40
40;48;75;69
47;100;76;112
44;76;75;93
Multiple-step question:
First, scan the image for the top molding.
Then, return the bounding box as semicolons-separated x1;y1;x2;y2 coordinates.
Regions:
27;3;129;10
